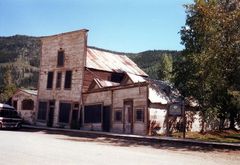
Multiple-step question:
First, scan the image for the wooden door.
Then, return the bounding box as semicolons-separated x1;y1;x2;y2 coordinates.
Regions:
124;101;133;134
102;106;111;132
47;100;55;127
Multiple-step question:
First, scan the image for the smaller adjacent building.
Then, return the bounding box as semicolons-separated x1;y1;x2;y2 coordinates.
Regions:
12;89;38;124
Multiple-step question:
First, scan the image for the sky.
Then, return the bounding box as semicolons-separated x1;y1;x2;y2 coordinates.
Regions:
0;0;193;53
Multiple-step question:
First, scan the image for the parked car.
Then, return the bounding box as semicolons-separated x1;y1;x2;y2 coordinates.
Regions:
0;103;22;129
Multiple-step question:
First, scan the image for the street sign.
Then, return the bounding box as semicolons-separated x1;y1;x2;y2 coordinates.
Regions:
169;103;182;116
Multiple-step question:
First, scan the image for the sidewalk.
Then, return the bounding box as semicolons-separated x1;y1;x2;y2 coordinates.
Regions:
23;124;240;150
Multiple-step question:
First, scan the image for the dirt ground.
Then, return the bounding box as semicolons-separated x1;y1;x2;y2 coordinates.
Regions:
0;129;239;165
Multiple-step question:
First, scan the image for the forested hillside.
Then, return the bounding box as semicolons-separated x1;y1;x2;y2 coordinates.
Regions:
128;50;180;80
0;35;40;89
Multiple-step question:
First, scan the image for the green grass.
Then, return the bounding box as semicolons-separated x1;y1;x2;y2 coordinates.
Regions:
172;130;240;143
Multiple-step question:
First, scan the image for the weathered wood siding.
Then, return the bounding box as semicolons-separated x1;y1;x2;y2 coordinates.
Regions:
83;91;112;105
149;105;167;134
12;91;37;124
82;91;111;131
111;86;148;135
82;69;111;92
81;85;148;135
149;103;202;134
38;30;87;127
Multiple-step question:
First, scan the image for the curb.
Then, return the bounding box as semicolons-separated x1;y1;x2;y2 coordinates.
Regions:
22;125;240;150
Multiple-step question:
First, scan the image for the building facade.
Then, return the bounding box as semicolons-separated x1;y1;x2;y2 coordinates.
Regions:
36;29;201;135
12;89;38;124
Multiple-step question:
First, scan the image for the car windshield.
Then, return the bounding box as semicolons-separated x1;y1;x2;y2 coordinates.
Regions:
0;110;20;118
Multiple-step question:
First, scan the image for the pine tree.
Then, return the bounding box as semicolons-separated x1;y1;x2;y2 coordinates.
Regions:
0;67;17;103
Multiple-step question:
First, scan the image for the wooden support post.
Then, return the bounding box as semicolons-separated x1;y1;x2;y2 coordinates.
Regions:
182;101;186;139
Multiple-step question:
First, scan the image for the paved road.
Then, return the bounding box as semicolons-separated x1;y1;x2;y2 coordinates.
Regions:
0;129;239;165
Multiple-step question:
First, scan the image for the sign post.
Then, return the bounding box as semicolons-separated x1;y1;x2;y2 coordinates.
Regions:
168;101;186;138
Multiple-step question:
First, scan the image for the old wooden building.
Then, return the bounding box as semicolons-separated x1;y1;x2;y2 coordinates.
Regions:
12;89;38;124
36;29;200;135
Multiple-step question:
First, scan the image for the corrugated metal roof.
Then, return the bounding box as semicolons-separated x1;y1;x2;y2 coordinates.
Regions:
126;72;147;83
148;87;169;104
86;48;148;76
147;79;181;104
94;78;120;88
20;89;38;96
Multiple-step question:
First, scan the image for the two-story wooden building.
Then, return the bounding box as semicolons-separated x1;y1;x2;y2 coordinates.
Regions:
36;29;200;135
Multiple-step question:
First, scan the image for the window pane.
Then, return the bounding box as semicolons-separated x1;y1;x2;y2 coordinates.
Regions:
0;110;8;117
38;102;47;120
114;110;122;122
22;99;34;110
47;72;54;89
56;72;62;89
136;109;144;122
57;50;64;67
64;71;72;89
84;105;101;123
59;103;71;123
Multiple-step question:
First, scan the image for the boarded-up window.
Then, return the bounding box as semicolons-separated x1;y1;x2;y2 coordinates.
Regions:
135;108;144;122
114;109;122;122
38;102;47;120
84;104;102;123
22;99;34;110
57;50;64;67
59;102;71;123
64;70;72;89
56;72;62;89
47;71;54;89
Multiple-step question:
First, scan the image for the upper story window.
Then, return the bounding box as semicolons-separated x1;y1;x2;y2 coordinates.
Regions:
64;70;72;89
57;49;64;67
111;73;124;83
47;71;54;89
56;72;62;89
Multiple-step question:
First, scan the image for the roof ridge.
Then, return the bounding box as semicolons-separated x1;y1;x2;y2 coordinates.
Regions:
87;46;126;56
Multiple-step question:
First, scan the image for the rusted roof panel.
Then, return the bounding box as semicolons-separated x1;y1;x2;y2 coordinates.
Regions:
21;89;38;96
94;78;120;88
126;72;147;83
86;48;148;76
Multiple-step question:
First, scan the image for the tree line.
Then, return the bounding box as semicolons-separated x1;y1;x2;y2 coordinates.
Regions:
173;0;240;131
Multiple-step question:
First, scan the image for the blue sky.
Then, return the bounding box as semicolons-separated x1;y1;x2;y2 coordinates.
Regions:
0;0;193;53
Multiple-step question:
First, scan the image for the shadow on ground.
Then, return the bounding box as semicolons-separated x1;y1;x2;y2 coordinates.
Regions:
7;128;240;153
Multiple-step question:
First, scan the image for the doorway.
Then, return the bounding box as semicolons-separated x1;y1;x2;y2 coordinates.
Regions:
47;100;55;127
102;106;111;132
71;103;79;129
123;100;133;134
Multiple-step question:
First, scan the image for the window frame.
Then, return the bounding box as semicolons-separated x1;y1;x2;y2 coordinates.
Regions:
64;70;72;89
135;108;145;123
56;72;62;89
46;71;54;89
84;103;102;124
21;99;34;110
58;102;72;124
37;101;48;121
114;108;123;123
57;49;65;67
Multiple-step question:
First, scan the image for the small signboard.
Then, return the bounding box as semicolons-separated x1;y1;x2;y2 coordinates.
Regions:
169;103;182;116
